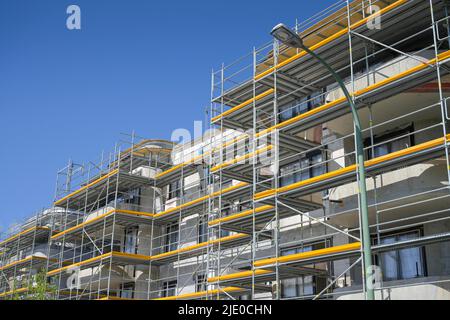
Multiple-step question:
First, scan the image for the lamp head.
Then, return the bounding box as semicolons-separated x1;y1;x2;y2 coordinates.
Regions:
270;23;304;49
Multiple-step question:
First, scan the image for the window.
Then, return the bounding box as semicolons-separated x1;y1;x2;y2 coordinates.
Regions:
101;239;121;254
374;229;426;281
124;226;138;254
279;97;308;122
120;283;134;299
164;223;179;252
125;188;141;205
217;207;231;238
219;228;231;238
278;90;324;122
196;274;207;292
162;280;177;297
168;179;181;200
198;219;208;243
280;161;301;187
280;242;328;298
366;125;414;159
280;151;325;187
309;91;324;109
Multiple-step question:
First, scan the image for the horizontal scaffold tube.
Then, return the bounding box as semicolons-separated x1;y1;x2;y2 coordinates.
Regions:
208;205;274;226
208;269;273;283
156;134;251;180
51;209;154;240
255;0;408;80
53;50;450;207
97;296;137;300
153;286;245;300
47;234;248;275
255;134;450;200
0;226;50;248
54;169;119;206
153;182;249;219
216;49;450;127
0;255;48;273
151;233;249;260
47;251;151;276
0;287;28;298
211;145;273;172
155;153;205;179
211;89;275;123
253;242;362;267
207;243;362;283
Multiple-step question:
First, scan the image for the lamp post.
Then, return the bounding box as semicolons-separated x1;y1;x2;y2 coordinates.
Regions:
270;23;374;300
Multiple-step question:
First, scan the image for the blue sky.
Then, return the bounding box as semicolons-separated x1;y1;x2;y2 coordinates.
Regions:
0;0;335;231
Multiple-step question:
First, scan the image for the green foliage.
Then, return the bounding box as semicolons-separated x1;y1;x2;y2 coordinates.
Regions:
27;269;56;300
6;269;56;300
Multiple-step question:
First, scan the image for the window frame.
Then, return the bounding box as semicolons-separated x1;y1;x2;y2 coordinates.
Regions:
365;124;415;160
124;188;141;206
168;179;182;200
198;218;208;243
372;227;427;282
279;150;326;187
164;222;179;253
278;89;324;123
123;226;139;254
120;282;135;299
279;239;330;299
162;280;177;297
195;273;207;292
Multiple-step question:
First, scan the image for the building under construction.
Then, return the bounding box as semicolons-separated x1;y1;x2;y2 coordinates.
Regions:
1;0;450;300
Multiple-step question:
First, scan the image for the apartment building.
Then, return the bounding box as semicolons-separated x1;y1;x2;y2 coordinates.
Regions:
1;0;450;300
0;209;59;299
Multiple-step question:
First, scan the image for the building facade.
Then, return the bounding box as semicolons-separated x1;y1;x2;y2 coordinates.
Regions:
1;0;450;300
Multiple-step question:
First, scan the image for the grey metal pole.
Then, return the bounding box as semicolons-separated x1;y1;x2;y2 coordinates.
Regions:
300;45;375;300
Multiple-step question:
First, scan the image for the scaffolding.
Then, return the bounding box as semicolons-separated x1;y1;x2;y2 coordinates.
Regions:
0;208;59;299
46;131;253;300
46;134;176;300
208;0;450;300
3;0;450;301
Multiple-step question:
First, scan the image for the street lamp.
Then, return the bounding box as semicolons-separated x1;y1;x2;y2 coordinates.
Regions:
271;23;375;300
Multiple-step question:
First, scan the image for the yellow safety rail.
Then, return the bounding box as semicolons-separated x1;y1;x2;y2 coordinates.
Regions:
151;233;248;260
254;242;361;267
97;296;138;300
0;287;28;298
154;182;249;219
48;235;248;276
211;89;275;123
54;169;119;206
47;251;151;277
208;205;274;226
255;134;450;200
208;269;273;283
51;209;154;240
154;286;244;300
254;49;450;140
155;153;205;179
156;133;251;180
0;226;50;248
255;0;408;80
211;145;273;172
0;255;47;272
119;139;172;157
